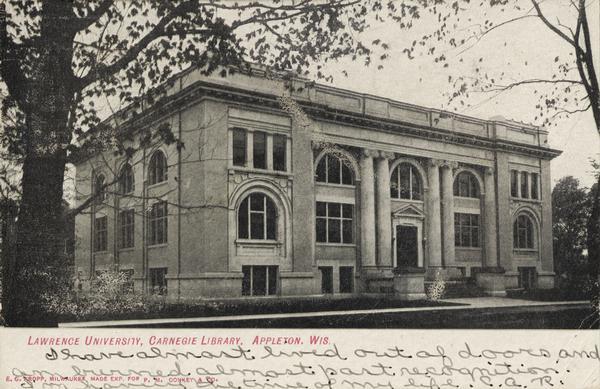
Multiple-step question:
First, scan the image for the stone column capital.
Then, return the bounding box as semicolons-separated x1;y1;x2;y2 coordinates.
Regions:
362;148;379;158
441;160;459;170
378;151;395;160
428;158;443;168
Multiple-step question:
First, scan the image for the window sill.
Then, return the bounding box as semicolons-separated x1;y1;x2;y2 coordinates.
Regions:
454;196;481;200
229;166;292;177
314;182;356;189
147;181;168;190
148;243;168;249
316;242;356;247
118;247;135;252
454;246;482;251
513;249;538;255
391;198;424;204
236;239;281;246
93;250;109;254
510;197;541;203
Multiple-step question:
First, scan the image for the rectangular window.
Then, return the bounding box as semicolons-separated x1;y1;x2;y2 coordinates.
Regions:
510;170;519;197
150;268;168;295
242;265;278;296
148;201;168;245
273;134;287;171
316;202;353;244
521;171;529;199
253;131;267;169
319;266;333;294
518;267;536;290
118;209;135;249
93;216;107;252
232;128;246;166
339;266;354;293
531;172;539;200
454;213;480;248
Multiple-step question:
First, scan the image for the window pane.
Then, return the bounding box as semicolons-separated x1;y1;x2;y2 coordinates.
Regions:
341;163;353;185
390;167;399;198
327;155;341;184
399;164;410;199
342;204;353;218
242;266;251;296
339;267;354;293
472;227;480;247
316;218;327;242
252;266;267;296
233;129;246;166
266;199;276;240
342;219;353;243
267;266;278;295
250;193;264;211
250;212;264;239
273;135;286;171
328;203;340;217
412;169;422;200
531;173;539;199
521;172;529;199
328;218;341;243
513;220;519;248
316;202;327;217
238;198;248;239
253;131;266;169
316;158;327;182
511;170;518;197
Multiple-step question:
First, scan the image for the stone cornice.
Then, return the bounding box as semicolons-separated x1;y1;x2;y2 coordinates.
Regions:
99;80;562;162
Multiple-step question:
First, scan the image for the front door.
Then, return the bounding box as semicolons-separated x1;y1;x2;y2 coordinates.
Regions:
396;225;419;268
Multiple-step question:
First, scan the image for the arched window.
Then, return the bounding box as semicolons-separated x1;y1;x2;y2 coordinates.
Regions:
118;163;134;194
513;214;535;249
149;151;167;185
316;154;354;185
390;163;422;200
238;193;277;240
94;174;106;205
454;171;480;198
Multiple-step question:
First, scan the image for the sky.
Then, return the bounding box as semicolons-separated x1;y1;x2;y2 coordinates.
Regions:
312;0;600;189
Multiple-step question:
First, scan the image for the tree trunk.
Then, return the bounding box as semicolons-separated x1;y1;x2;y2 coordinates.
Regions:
1;2;76;326
588;176;600;282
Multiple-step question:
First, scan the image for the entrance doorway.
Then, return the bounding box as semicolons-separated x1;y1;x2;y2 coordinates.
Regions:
396;225;419;268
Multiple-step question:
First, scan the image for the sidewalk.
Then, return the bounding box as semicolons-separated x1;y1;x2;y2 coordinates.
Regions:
59;297;590;328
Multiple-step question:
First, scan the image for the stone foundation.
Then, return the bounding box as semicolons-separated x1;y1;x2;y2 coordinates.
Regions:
537;271;556;289
393;271;426;300
474;269;506;296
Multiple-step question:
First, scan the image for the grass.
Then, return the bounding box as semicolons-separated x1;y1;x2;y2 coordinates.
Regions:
56;294;461;324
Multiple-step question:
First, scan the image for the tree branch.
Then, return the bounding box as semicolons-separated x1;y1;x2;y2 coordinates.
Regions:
71;0;115;33
0;4;28;111
75;0;201;90
531;0;576;47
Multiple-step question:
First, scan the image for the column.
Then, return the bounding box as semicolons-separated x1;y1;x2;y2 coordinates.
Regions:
245;130;254;168
483;167;498;268
360;150;376;268
375;152;393;268
427;159;442;267
441;161;457;267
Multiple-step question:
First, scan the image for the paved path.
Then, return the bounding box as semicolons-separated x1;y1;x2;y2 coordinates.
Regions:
59;298;589;328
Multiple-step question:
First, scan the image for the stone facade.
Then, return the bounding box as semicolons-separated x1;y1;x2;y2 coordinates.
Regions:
74;67;561;299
